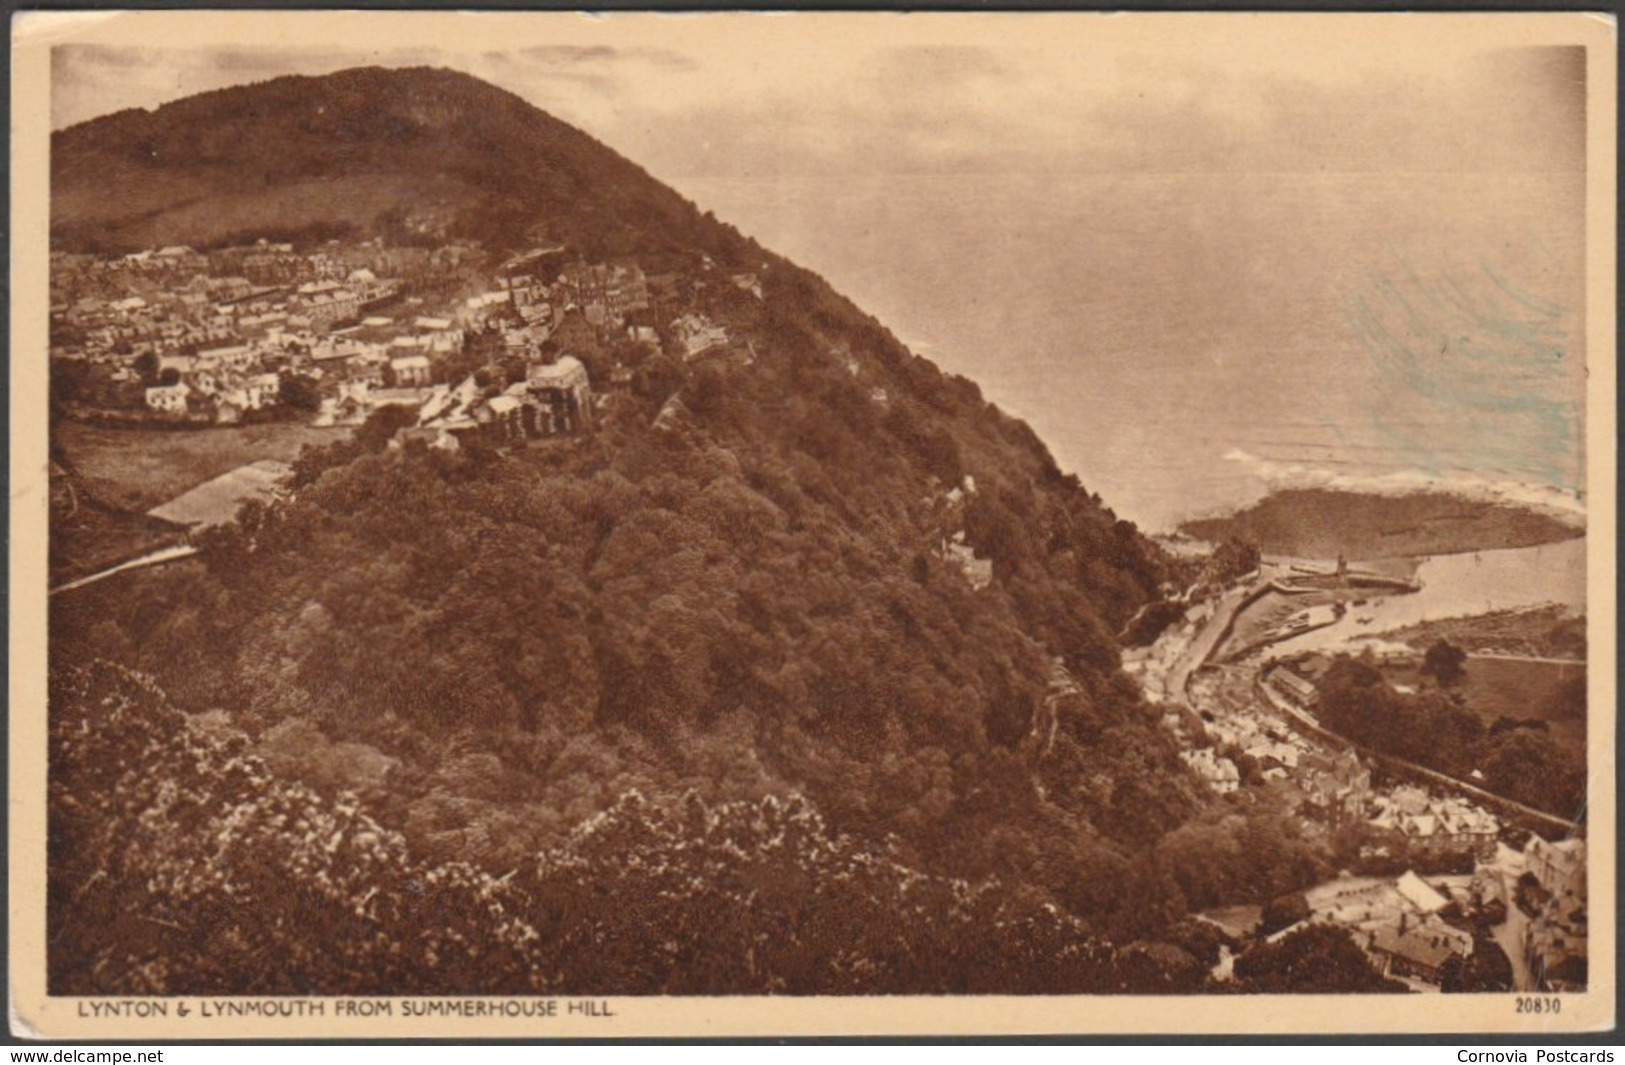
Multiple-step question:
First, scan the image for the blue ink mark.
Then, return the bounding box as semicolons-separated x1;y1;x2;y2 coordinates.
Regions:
1339;250;1582;496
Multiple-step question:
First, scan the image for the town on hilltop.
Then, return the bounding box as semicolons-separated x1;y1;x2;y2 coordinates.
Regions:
50;237;761;453
50;233;1014;595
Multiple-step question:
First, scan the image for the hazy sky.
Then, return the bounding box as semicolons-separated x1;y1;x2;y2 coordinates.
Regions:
51;16;1585;182
40;14;1596;528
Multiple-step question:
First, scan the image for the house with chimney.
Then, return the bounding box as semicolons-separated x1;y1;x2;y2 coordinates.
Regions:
1519;837;1587;990
1365;922;1467;984
1297;749;1371;824
672;313;729;359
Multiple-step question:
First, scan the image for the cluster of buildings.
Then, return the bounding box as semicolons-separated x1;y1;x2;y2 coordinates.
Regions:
1184;667;1318;785
1367;785;1501;861
51;240;442;424
555;261;651;325
52;235;768;441
1348;873;1478;985
1180;747;1241;794
1179;655;1507;858
939;532;994;591
1120;607;1203;706
389;356;596;452
1204;868;1487;990
1287;870;1480;986
671;312;731;359
1148;553;1589;993
1210;828;1588;992
51;240;416;362
1171;678;1370;826
1521;836;1588;990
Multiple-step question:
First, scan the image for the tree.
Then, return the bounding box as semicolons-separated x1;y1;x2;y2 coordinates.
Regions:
1451;937;1513;992
632;354;684;406
1205;537;1261;586
1421;639;1468;687
133;350;160;384
353;405;420;452
1121;600;1185;649
1221;744;1263;787
279;373;322;412
1480;729;1583;818
1259;891;1310;936
1230;924;1406;994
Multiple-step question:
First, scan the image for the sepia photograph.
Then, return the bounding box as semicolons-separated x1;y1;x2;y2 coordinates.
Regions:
9;10;1616;1038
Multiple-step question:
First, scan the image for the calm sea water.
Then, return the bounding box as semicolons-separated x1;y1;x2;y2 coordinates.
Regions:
679;171;1586;532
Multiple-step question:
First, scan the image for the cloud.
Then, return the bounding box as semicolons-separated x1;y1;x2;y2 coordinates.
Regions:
512;44;697;69
50;33;1587;188
868;43;1010;82
53;44;439;127
54;42;153;69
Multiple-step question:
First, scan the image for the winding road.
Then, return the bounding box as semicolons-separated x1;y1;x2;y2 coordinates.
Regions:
49;543;199;597
1160;562;1584;836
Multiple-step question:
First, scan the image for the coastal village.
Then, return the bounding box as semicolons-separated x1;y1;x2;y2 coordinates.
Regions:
1128;559;1587;993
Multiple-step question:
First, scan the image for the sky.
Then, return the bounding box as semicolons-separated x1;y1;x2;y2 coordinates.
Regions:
40;13;1597;529
48;15;1587;182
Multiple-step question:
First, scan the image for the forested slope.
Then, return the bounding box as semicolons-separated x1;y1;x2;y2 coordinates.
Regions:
49;66;1349;994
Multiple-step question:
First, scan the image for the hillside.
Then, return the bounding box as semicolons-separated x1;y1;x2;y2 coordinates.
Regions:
47;67;1352;995
1179;488;1584;560
47;444;189;583
51;660;1198;996
52;66;721;258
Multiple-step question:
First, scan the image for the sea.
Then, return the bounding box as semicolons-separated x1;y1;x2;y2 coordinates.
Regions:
1271;538;1588;656
678;170;1587;533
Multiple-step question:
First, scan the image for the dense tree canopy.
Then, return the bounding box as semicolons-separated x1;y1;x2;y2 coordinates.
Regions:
1229;925;1406;994
52;229;1222;975
51;661;1215;995
1316;656;1583;817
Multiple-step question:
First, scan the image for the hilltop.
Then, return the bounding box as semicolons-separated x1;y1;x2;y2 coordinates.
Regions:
1179;487;1584;560
53;66;718;258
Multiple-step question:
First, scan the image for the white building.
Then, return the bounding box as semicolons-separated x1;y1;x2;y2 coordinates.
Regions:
391;354;432;387
144;382;191;414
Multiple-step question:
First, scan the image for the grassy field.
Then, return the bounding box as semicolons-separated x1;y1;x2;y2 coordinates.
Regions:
57;420;351;513
1383;656;1585;757
1460;657;1586;751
